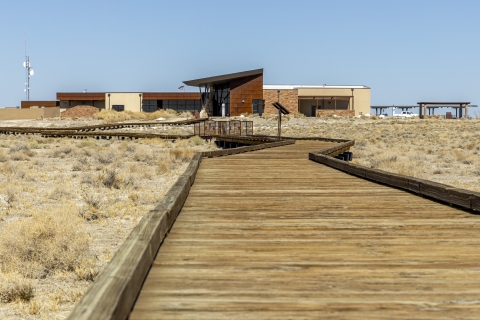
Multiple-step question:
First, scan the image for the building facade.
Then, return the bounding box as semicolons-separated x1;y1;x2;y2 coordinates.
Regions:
23;69;370;117
264;85;371;117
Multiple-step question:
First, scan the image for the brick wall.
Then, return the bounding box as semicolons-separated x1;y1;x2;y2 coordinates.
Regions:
263;89;298;115
316;110;355;117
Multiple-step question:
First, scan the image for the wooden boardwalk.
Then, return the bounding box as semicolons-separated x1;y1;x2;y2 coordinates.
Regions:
130;141;480;319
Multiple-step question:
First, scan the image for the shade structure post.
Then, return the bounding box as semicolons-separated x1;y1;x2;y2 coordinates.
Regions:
466;104;469;118
278;108;281;139
423;104;427;119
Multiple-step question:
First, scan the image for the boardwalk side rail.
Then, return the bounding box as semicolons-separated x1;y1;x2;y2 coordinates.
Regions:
40;131;193;140
309;145;480;212
0;118;205;135
202;139;295;158
67;153;203;320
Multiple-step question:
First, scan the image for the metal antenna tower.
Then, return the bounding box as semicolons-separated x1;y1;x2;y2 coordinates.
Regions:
23;31;34;101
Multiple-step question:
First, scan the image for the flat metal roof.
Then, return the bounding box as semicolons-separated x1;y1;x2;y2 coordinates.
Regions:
417;102;471;104
183;68;263;87
263;85;370;90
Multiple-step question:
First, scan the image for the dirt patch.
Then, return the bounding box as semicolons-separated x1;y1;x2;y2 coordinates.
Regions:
61;106;99;118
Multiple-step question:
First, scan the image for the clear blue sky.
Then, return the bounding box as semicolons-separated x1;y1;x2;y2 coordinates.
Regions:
1;0;479;110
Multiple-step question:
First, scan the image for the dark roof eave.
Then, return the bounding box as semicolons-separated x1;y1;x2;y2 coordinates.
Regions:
183;68;263;87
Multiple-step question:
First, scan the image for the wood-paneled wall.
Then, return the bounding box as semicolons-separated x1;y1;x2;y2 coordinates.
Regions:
230;74;263;116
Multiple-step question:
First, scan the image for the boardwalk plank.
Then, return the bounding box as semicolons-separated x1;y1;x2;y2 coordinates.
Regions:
130;141;480;319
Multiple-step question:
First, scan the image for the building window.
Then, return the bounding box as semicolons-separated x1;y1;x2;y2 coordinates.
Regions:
142;100;157;112
160;100;201;113
112;105;125;111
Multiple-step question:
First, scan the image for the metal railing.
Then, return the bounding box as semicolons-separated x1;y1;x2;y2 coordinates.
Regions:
194;120;253;136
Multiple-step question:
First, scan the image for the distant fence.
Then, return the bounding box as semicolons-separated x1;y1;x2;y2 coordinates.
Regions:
194;120;253;136
0;107;60;120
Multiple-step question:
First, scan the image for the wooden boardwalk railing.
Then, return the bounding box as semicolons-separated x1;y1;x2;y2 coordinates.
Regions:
128;140;480;319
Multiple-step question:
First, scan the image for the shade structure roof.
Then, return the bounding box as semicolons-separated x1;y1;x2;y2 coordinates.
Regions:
417;102;471;105
183;68;263;87
272;102;290;115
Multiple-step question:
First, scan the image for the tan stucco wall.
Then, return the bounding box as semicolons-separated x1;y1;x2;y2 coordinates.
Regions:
105;93;142;112
0;107;60;120
297;88;370;116
43;107;61;118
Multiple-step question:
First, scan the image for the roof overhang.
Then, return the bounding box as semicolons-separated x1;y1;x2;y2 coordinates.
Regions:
264;85;370;90
183;68;263;87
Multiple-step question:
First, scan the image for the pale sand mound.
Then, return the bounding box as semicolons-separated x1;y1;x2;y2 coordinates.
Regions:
61;105;100;118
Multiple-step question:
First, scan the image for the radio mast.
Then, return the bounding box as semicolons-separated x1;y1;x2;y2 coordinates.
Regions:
23;31;34;101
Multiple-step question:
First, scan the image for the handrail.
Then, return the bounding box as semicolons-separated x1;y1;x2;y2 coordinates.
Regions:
309;148;480;212
0;118;206;134
202;139;295;158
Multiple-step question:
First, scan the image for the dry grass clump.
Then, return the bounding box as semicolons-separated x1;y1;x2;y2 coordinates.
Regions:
0;277;34;303
169;148;195;162
93;109;180;123
0;129;214;319
0;206;89;278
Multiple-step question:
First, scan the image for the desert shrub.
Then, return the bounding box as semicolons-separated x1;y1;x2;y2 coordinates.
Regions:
0;278;34;303
157;160;172;175
72;155;90;171
0;206;90;278
125;143;137;152
81;173;99;187
9;144;29;153
125;111;147;121
74;260;99;282
93;110;132;123
133;150;154;163
97;169;127;189
0;149;7;162
187;136;205;146
169;148;195;162
48;186;72;201
145;110;178;120
96;151;115;164
22;149;36;157
3;189;16;207
59;146;73;154
9;151;28;161
27;141;42;149
78;138;96;148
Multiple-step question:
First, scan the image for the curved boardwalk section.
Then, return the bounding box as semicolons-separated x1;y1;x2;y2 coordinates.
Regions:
131;141;480;319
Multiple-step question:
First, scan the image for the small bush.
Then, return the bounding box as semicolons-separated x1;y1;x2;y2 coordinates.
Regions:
97;169;127;189
0;206;90;278
96;151;115;164
0;278;34;303
78;139;96;148
188;136;205;146
10;151;28;161
48;186;72;201
74;260;99;282
27;142;42;149
0;149;7;162
169;148;195;162
9;144;29;153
